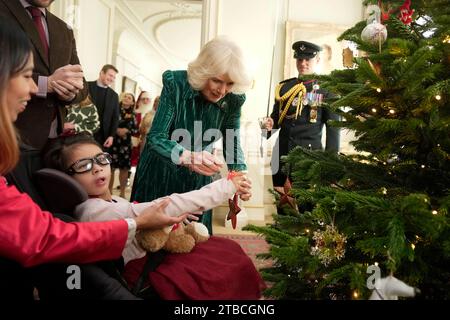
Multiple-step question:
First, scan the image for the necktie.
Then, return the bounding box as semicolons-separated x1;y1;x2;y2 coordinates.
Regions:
27;6;48;60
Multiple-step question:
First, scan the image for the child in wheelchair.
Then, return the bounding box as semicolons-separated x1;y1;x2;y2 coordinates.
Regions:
43;133;265;300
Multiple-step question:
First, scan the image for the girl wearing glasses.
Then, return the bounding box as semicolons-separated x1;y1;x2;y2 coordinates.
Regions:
43;133;264;300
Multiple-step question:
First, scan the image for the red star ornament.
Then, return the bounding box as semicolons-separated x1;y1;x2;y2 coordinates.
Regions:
227;194;241;229
274;178;298;211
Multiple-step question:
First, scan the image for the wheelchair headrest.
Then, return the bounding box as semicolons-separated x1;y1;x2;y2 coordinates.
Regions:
34;168;88;215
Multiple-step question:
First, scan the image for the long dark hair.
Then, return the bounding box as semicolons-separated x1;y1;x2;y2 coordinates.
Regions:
0;18;33;175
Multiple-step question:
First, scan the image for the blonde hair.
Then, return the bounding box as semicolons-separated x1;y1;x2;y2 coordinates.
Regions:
187;36;252;94
119;92;136;108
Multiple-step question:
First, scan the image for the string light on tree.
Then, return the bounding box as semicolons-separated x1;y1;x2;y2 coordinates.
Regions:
432;210;438;215
372;108;377;113
435;94;441;101
389;109;396;115
376;87;382;93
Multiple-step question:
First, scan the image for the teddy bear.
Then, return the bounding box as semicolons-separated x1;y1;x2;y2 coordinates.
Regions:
136;222;210;254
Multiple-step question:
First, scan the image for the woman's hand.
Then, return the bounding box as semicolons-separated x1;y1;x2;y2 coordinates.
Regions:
63;121;76;134
179;150;223;176
116;128;128;138
261;117;274;131
134;198;203;230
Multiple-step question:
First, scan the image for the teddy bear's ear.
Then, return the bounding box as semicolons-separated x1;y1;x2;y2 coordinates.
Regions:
185;222;210;244
136;229;169;252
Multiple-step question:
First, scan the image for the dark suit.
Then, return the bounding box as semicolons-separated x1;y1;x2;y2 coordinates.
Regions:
0;0;88;150
269;77;340;187
87;81;119;146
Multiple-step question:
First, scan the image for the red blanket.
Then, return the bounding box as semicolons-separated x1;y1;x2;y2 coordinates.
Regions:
123;236;266;300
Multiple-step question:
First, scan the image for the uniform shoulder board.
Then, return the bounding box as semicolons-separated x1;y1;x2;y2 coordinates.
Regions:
279;77;297;85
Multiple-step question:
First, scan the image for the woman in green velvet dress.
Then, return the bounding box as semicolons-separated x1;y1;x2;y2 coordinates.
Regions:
131;36;253;233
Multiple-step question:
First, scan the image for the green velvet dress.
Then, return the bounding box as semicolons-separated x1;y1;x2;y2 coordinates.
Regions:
131;70;247;233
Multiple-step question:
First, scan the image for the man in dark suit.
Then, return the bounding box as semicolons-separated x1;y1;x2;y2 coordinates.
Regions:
0;0;88;150
262;40;341;188
88;64;120;149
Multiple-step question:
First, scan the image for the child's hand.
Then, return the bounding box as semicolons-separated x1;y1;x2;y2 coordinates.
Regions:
230;172;252;201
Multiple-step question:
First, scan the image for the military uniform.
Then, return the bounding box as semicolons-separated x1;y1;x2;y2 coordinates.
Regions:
268;41;340;187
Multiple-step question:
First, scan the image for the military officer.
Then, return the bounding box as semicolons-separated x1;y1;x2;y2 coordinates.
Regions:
262;40;340;189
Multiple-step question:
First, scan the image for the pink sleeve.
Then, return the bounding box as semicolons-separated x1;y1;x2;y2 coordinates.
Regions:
0;179;128;267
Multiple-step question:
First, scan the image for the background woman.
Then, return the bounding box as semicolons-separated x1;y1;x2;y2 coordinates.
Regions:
110;92;138;198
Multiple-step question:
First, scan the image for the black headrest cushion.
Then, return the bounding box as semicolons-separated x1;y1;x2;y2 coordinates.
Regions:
34;168;88;215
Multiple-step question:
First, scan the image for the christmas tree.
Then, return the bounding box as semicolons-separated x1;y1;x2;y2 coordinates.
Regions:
246;0;450;299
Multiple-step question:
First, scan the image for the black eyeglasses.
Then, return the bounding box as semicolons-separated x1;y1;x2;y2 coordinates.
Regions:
66;152;112;175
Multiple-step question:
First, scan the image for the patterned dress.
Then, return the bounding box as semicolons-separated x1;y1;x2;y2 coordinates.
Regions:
131;70;247;234
110;106;138;169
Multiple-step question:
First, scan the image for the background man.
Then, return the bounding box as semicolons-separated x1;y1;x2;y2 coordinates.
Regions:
262;40;340;193
0;0;87;150
88;64;120;149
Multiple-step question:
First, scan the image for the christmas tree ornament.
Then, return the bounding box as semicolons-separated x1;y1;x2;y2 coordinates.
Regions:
342;47;354;68
227;194;241;229
226;172;243;229
274;177;298;211
362;4;387;51
369;276;420;300
374;1;395;23
367;58;382;76
361;22;388;47
311;225;347;266
398;0;414;25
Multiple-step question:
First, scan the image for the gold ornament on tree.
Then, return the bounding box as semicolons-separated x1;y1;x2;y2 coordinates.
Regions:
342;47;354;68
367;58;382;76
311;225;347;266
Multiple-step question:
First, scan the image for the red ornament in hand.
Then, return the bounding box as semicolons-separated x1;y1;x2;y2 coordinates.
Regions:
227;194;241;229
